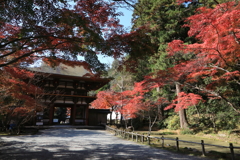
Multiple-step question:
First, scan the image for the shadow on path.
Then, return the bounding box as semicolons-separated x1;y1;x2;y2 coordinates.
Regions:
0;128;210;160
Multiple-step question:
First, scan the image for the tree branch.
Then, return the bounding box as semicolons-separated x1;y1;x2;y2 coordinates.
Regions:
210;64;240;85
231;31;240;44
185;83;240;114
213;0;220;4
0;48;54;67
0;40;29;59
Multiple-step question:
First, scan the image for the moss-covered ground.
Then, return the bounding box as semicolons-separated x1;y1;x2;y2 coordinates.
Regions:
112;129;240;160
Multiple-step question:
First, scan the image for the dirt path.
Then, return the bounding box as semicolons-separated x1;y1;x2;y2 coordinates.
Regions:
0;128;211;160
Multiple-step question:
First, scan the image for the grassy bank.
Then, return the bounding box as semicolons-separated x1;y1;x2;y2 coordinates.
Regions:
109;127;240;160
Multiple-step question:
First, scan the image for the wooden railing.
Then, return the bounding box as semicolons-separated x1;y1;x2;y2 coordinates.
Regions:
106;126;240;160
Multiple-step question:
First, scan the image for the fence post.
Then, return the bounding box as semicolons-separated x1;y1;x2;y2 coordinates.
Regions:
132;132;134;141
201;140;206;156
114;129;117;136
148;136;150;145
136;133;138;142
161;136;164;148
229;143;235;160
142;134;144;143
176;137;179;151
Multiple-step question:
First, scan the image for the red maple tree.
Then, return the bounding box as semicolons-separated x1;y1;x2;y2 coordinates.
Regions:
0;0;123;68
0;67;47;131
166;1;240;113
126;2;240;129
0;0;127;128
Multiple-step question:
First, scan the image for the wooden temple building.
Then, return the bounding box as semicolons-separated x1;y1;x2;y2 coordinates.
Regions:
32;63;111;126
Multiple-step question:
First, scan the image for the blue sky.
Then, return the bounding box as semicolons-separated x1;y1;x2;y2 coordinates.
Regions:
118;8;133;30
98;8;133;65
68;1;133;65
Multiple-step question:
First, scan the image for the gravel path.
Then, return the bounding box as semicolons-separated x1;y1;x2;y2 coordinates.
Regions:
0;128;210;160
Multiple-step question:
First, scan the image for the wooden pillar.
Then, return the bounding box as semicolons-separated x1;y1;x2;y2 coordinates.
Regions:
85;105;89;125
72;103;76;125
33;113;36;125
49;103;54;125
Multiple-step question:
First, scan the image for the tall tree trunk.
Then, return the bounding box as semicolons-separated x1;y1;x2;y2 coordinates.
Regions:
176;83;189;129
156;87;164;120
148;114;157;136
115;112;118;124
120;114;123;125
148;115;152;136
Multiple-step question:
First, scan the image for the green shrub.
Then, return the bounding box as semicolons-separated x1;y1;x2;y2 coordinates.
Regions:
164;115;180;130
180;129;195;135
155;121;166;129
186;104;240;134
203;128;216;134
215;112;239;130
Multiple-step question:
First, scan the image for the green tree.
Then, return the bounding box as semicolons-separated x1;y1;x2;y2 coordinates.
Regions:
130;0;199;129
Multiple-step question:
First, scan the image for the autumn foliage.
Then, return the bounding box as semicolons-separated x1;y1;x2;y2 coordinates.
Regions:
166;1;240;112
0;67;46;128
92;1;240;123
91;82;146;119
0;0;123;68
91;81;169;119
1;0;240;130
0;0;125;127
165;92;203;112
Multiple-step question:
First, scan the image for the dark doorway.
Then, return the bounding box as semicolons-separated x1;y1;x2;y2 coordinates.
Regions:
53;107;71;124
